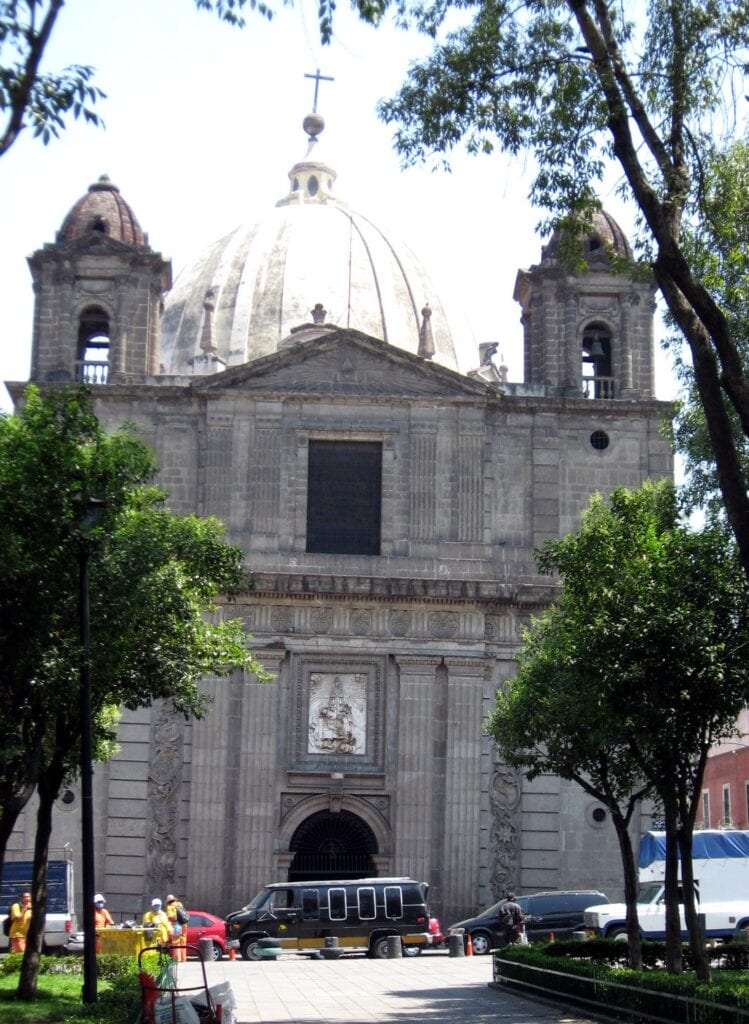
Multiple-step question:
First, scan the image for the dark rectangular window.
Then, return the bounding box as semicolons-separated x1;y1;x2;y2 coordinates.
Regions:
329;888;347;921
384;886;403;919
302;889;319;920
357;887;376;920
307;440;382;555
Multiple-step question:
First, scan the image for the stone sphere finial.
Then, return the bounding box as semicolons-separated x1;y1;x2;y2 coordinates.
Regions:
303;113;325;140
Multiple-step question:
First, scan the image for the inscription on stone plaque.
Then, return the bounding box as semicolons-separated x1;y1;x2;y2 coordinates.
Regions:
308;673;366;755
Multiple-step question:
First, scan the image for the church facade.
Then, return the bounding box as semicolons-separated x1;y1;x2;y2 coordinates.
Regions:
8;115;672;929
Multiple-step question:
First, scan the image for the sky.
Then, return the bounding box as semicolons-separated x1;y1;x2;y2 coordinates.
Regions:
0;0;677;411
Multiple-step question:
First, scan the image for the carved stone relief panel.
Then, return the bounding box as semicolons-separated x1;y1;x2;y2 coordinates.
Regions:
144;701;183;898
489;760;522;900
308;672;367;755
290;653;385;773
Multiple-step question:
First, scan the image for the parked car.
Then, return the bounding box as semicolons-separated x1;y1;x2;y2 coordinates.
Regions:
404;916;444;956
448;890;609;954
185;910;227;960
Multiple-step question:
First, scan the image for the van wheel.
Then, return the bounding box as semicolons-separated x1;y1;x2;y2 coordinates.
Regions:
240;938;262;961
371;936;394;959
403;945;422;957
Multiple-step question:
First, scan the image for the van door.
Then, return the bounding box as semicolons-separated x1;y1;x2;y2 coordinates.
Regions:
257;888;299;949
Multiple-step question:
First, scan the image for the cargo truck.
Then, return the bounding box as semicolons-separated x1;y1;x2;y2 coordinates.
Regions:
583;830;749;941
0;851;76;952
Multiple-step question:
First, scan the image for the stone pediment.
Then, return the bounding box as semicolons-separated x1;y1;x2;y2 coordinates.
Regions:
193;329;497;400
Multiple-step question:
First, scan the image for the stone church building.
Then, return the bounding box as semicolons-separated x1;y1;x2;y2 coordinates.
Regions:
7;111;672;927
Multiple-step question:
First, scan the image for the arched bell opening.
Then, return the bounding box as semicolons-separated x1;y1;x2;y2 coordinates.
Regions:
76;306;111;384
288;809;378;882
581;322;614;399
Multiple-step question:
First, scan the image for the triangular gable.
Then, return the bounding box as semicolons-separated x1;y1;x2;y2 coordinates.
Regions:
192;329;498;400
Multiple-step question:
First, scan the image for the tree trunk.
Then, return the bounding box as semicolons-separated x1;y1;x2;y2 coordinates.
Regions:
678;827;711;981
610;807;643;970
17;761;65;1001
663;809;683;973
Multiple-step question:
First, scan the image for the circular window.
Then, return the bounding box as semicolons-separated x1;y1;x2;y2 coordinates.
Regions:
590;430;610;451
586;803;609;828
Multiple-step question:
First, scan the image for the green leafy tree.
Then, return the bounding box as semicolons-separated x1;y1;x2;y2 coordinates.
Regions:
0;0;275;158
487;482;749;979
0;386;267;1000
352;0;749;577
667;140;749;518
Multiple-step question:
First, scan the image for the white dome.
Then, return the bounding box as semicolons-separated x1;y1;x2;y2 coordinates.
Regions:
160;118;460;374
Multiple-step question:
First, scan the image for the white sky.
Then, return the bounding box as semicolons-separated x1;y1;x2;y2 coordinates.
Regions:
0;0;676;411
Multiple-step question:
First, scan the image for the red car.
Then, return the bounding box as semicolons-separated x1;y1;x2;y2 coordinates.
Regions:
185;910;227;960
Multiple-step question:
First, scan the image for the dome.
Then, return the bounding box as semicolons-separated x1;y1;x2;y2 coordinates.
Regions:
160;117;459;374
542;209;632;262
57;175;147;246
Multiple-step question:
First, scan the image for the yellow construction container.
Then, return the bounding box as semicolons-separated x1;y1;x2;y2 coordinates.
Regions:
97;927;151;956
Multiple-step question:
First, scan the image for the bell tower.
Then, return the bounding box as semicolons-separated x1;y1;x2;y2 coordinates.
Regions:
513;210;656;399
28;175;171;385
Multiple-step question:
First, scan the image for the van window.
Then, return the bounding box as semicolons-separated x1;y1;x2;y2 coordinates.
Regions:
302;889;319;920
384;887;403;919
358;887;376;919
268;889;295;911
329;887;347;921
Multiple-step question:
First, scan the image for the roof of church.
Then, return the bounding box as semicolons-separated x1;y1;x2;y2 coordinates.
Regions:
159;114;461;374
57;175;147;246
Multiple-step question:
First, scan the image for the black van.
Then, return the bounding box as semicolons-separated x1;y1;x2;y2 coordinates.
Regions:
226;877;432;960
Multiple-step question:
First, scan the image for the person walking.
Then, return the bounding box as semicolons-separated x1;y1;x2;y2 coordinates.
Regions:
142;898;172;947
9;891;32;953
165;894;188;962
500;892;525;945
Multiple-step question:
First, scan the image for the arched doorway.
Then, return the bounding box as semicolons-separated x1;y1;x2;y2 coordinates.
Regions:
288;810;378;881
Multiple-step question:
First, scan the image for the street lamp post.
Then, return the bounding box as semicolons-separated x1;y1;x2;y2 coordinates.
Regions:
78;498;105;1005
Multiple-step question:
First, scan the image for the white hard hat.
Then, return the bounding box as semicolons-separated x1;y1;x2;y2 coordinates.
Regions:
94;893;105;903
151;898;162;906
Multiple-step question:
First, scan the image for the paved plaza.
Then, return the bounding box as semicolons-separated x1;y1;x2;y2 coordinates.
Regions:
170;952;601;1024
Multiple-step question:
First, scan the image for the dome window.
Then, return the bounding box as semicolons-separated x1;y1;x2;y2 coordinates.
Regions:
90;216;108;234
76;305;110;384
292;178;300;192
307;175;319;197
582;323;613;399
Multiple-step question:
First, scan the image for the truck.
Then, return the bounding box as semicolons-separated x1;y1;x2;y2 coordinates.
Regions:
583;830;749;942
0;851;77;952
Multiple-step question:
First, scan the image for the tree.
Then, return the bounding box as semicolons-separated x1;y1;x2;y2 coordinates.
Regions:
0;0;274;159
667;140;749;519
352;0;749;577
487;482;749;979
0;386;268;999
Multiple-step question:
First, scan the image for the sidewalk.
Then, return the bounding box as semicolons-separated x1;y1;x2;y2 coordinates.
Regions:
169;952;601;1023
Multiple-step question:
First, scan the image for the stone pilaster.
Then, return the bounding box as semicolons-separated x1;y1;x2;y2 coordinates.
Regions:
442;657;485;924
393;657;441;887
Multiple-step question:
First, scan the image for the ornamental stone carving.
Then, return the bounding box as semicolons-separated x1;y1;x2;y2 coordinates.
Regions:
145;702;183;898
388;610;411;637
427;611;459;638
484;615;499;640
489;762;522;900
271;606;293;631
310;607;334;634
350;609;372;635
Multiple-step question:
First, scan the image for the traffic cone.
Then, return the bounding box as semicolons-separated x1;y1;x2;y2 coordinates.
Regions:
549;932;555;943
466;933;473;956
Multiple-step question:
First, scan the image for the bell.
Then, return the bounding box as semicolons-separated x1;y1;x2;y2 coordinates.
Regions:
588;338;605;359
